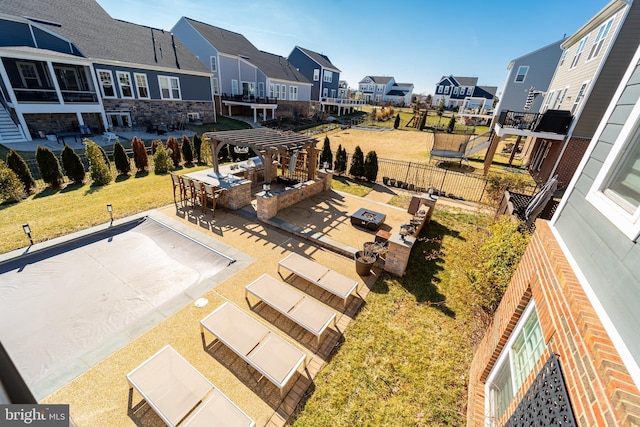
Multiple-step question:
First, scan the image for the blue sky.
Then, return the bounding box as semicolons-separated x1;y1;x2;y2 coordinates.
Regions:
96;0;608;95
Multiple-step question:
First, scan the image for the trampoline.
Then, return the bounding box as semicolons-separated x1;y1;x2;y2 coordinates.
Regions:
0;216;236;398
429;131;473;164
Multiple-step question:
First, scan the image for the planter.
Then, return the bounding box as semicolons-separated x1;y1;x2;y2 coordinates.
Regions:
383;176;389;185
354;250;377;276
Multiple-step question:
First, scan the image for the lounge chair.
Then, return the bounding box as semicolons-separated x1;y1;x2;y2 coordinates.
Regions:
200;302;307;398
278;253;359;309
245;274;337;345
126;345;254;427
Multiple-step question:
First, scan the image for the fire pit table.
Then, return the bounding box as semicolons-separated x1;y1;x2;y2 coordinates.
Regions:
350;208;386;231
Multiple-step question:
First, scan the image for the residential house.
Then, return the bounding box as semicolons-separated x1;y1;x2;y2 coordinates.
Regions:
358;76;414;106
467;36;640;427
431;76;497;112
489;0;640;188
493;39;564;117
172;18;312;122
0;0;214;143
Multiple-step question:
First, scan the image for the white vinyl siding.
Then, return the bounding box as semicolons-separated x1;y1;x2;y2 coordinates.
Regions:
134;73;149;99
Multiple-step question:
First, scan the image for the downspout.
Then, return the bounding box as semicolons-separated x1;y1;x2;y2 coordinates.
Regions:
548;0;632;181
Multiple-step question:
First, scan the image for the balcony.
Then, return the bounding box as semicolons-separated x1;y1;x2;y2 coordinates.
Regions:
497;110;573;135
61;90;98;103
14;88;59;103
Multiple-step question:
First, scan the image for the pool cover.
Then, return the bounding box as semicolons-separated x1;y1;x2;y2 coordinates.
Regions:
0;217;234;395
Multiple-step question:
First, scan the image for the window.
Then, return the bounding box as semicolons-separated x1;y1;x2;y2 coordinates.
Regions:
571;81;589;114
531;140;552;172
17;62;42;88
542;90;555;111
324;70;333;83
514;66;529;83
444;86;450;94
331;89;336;98
588;17;614;61
107;112;131;129
554;87;569;109
453;87;459;95
437;86;443;94
289;85;298;100
210;56;217;73
258;82;264;98
134;73;149;98
269;83;275;98
277;84;285;100
588;95;640;239
323;87;328;97
231;79;239;96
486;305;545;423
242;82;255;97
98;69;115;97
570;36;589;69
313;69;320;81
467;87;473;95
212;77;219;95
559;50;568;66
116;71;133;98
158;76;181;100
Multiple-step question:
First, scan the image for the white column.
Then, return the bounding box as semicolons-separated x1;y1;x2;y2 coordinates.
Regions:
227;104;232;116
253;108;257;122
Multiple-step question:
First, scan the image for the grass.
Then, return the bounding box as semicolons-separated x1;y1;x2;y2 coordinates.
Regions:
292;207;492;426
330;175;375;197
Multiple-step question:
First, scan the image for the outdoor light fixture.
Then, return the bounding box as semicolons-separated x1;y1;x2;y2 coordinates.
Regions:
22;223;33;245
107;203;113;222
323;161;329;170
262;181;271;196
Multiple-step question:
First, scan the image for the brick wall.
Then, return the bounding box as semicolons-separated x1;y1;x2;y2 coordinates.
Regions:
467;221;640;426
531;137;591;188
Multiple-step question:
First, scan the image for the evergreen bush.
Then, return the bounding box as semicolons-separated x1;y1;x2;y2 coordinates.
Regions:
61;144;86;184
113;141;131;175
131;136;148;172
151;139;162;155
363;150;378;182
447;115;456;133
85;140;112;185
6;149;35;193
166;136;181;168
334;144;347;174
320;135;333;167
193;134;202;164
419;111;427;130
181;135;194;165
35;145;63;188
394;113;400;129
200;135;212;165
0;159;24;203
153;142;173;174
349;146;365;178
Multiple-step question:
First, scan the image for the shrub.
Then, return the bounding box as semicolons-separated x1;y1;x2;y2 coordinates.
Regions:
419;111;427;130
393;113;400;129
61;144;86;184
166;136;181;167
0;159;24;203
6;149;35;193
85;140;112;186
349;145;365;178
447;115;456;133
200;135;212;165
113;141;131;176
151;139;162;155
181;135;194;165
334;144;347;174
193;134;203;164
363;151;378;182
153;142;173;174
486;172;533;207
319;135;333;167
131;136;148;172
35;145;63;188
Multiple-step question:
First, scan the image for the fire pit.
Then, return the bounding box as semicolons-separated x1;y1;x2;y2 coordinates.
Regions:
350;208;386;231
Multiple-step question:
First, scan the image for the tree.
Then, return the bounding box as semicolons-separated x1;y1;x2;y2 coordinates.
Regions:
131;136;148;172
320;135;333;167
85;140;112;185
363;151;378;182
334;144;347;175
437;100;445;116
393;113;400;129
113;141;131;176
61;144;85;184
35;145;63;188
0;159;24;203
447;115;456;133
153;142;173;174
200;135;212;165
151;139;162;155
419;110;427;131
6;149;35;193
193;134;203;164
166;136;181;168
349;145;365;178
181;135;194;165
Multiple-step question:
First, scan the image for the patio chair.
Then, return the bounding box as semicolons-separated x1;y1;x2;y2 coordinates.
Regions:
126;345;255;427
180;175;194;207
202;183;219;216
170;173;185;206
245;274;337;345
278;253;359;309
200;302;307;398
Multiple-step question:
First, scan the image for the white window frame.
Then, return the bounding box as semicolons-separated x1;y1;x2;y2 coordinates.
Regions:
570;35;589;69
116;71;134;99
587;94;640;240
554;86;569;109
587;17;614;61
571;81;589;114
97;69;115;98
231;79;239;96
212;77;219;95
437;86;443;94
17;61;42;88
313;69;320;81
323;70;332;83
542;90;555;111
210;56;217;73
279;84;286;100
258;82;265;98
484;303;545;426
158;75;181;100
322;87;328;97
514;66;529;83
453;87;459;95
269;83;275;98
559;50;568;66
289;85;298;100
134;72;150;99
444;86;450;94
241;81;255;97
467;87;473;95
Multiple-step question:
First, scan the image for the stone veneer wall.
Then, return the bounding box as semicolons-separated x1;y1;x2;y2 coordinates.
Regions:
256;171;330;221
102;99;215;127
466;221;640;426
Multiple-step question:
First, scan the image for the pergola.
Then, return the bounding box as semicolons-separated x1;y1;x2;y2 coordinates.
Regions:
203;128;319;183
